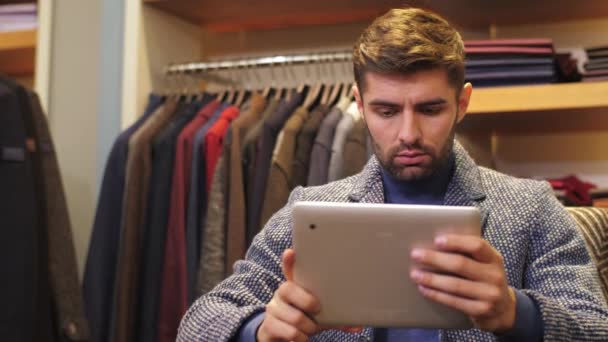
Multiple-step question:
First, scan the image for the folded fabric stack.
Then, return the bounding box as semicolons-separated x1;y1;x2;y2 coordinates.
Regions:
464;39;557;87
0;3;37;33
583;46;608;82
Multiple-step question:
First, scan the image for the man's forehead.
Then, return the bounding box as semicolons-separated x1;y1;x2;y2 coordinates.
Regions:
362;70;457;102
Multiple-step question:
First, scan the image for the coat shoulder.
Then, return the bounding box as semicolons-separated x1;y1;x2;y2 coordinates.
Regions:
478;166;553;205
296;175;359;203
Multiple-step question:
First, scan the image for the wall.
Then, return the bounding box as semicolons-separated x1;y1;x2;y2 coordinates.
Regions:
124;4;202;127
45;0;102;278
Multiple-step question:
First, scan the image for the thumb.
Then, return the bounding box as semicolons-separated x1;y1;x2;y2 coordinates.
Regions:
282;248;296;282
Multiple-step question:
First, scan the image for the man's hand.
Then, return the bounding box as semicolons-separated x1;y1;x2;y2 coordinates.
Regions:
257;249;362;342
409;235;517;333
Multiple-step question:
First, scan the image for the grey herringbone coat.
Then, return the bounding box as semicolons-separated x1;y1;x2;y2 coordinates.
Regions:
178;142;608;341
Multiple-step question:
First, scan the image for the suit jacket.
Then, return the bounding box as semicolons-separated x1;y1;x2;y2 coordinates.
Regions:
158;100;219;342
136;101;198;342
184;102;227;305
197;143;230;295
261;106;309;228
292;104;329;187
84;94;163;342
29;91;89;341
307;106;343;186
177;141;608;341
0;80;39;342
154;102;208;342
341;113;368;179
113;98;178;342
249;93;303;238
204;106;240;192
328;102;359;182
226;94;266;278
241;99;280;247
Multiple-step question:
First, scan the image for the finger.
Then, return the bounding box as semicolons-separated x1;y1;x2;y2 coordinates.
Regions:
264;317;309;342
434;235;499;264
318;325;363;333
267;298;318;336
282;248;296;282
278;281;322;314
417;284;494;318
411;248;488;281
410;268;502;302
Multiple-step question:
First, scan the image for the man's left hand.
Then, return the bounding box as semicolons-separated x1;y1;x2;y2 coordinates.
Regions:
409;235;516;333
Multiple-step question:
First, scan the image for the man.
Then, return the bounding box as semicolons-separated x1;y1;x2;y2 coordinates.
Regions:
177;8;608;342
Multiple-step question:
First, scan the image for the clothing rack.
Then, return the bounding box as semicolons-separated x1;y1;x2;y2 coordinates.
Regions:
165;50;353;75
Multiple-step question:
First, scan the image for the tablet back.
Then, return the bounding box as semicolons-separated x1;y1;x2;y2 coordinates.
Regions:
292;201;481;329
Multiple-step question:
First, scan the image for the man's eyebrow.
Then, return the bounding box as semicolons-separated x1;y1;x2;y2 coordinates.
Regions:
415;98;447;106
368;99;401;107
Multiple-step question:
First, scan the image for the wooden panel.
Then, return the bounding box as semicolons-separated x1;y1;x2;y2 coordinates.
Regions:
0;29;36;76
0;29;36;50
143;0;608;32
467;82;608;115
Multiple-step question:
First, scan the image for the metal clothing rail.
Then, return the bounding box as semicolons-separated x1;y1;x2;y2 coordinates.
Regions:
165;50;353;74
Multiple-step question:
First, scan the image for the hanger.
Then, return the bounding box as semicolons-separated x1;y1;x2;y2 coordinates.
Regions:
233;60;249;107
195;65;208;102
275;58;291;101
319;61;332;105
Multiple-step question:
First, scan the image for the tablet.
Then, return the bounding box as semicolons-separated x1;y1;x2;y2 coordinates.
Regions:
292;201;481;329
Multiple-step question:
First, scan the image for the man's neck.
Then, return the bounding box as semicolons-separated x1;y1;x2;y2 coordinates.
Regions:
381;152;455;205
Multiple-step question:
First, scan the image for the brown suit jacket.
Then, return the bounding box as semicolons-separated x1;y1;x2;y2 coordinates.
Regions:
29;92;90;341
226;94;266;272
113;99;177;342
260;106;309;227
292;104;328;187
341;115;368;179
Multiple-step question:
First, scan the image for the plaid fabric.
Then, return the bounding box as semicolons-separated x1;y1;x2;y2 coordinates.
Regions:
567;207;608;303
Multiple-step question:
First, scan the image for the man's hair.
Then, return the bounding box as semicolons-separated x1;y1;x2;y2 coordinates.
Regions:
353;8;465;95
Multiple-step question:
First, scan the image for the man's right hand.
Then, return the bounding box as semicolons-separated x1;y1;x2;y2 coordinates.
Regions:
256;249;362;342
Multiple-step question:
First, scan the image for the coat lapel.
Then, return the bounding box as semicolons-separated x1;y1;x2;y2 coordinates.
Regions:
348;140;490;231
443;141;490;233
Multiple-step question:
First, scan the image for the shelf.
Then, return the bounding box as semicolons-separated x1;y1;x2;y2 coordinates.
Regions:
468;82;608;115
143;0;608;32
0;29;36;76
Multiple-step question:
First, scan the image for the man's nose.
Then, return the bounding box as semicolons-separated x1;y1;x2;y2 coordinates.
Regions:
397;112;421;146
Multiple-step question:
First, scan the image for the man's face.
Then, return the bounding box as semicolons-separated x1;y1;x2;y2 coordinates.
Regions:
354;68;472;182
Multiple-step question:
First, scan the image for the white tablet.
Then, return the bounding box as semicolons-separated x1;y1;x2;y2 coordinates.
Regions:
292;201;481;329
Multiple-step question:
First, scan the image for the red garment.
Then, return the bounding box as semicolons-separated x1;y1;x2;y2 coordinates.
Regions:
548;175;597;206
204;106;240;192
157;100;219;342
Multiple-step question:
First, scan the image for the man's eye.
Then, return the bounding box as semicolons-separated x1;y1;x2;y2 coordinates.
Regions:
420;106;442;115
377;108;398;117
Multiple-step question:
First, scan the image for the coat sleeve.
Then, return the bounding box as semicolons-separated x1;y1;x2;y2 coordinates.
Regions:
177;186;304;341
521;182;608;341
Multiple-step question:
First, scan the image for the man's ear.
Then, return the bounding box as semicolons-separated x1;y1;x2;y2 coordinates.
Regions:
353;84;364;116
456;82;473;123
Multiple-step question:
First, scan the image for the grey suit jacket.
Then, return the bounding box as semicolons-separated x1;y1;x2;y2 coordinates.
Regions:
177;141;608;342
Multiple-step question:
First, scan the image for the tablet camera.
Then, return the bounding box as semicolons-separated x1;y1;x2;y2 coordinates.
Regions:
309;223;316;230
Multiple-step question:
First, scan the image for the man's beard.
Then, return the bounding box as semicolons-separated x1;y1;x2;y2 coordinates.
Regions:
369;125;456;183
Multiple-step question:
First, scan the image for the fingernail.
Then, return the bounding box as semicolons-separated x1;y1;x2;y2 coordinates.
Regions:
435;236;447;246
411;249;424;260
410;269;422;281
